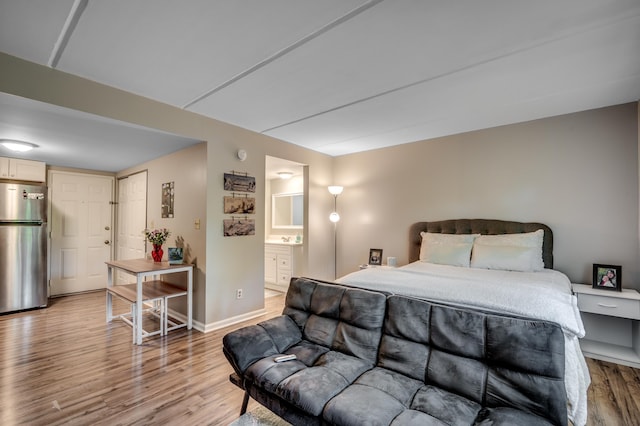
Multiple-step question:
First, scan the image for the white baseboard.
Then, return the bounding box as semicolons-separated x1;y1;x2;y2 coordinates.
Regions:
202;309;267;333
166;307;267;333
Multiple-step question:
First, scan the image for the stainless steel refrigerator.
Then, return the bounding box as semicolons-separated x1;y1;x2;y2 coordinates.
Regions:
0;182;48;313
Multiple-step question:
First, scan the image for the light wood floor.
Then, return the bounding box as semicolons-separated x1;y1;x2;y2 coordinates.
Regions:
0;291;638;426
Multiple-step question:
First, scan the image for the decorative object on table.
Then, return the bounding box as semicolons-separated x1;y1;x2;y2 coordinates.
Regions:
224;194;255;214
224;217;255;237
387;256;397;267
592;263;622;291
144;228;170;262
168;247;184;264
224;172;255;192
368;248;383;266
161;182;174;218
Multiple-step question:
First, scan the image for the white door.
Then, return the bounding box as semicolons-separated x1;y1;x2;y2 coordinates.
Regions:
116;171;147;283
49;171;114;295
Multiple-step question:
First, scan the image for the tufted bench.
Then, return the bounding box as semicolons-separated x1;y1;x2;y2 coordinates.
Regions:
223;277;567;425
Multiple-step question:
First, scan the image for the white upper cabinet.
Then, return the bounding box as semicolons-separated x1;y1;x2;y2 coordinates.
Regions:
0;157;46;182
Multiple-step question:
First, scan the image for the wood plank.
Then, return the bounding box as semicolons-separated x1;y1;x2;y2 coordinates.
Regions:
1;290;639;425
108;281;187;303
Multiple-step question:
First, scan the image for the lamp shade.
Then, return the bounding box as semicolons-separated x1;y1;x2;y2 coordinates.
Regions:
329;212;340;222
328;185;343;195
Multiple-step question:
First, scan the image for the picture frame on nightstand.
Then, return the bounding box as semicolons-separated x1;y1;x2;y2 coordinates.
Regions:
368;248;383;266
592;263;621;291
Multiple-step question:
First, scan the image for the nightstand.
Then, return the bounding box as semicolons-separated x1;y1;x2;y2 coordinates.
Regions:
359;264;394;270
572;283;640;368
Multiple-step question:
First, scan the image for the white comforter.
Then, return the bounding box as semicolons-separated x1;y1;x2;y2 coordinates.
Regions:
337;262;590;426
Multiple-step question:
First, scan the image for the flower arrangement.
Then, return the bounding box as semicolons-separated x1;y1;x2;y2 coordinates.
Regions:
144;228;171;246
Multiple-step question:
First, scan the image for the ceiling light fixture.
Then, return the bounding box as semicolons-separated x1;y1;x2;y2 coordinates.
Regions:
1;140;38;152
278;172;293;179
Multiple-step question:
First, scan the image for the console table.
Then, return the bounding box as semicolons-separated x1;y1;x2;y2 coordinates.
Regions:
106;259;193;345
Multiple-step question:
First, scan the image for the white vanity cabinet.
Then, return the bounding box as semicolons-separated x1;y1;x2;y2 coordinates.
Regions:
0;157;46;182
265;243;302;292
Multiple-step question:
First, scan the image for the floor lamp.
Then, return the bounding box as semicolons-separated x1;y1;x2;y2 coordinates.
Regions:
328;185;343;279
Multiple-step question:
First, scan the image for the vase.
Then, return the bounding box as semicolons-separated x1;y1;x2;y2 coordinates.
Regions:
151;244;163;262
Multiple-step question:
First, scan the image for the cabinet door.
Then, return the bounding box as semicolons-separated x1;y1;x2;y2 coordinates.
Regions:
0;157;9;178
10;158;46;182
265;251;277;284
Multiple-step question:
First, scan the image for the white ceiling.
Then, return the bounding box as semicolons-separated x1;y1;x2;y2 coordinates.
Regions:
1;0;639;171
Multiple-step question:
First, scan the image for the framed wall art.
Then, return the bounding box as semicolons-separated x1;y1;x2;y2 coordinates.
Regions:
161;181;174;218
223;217;256;237
223;195;255;214
224;172;255;193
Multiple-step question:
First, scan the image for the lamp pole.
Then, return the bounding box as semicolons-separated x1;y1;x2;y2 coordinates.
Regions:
328;186;343;279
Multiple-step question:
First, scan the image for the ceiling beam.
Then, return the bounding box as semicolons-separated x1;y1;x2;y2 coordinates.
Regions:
182;0;384;110
48;0;88;68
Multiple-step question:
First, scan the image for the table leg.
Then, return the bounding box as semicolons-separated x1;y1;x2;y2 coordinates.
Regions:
187;267;193;330
106;266;113;322
135;274;143;345
131;302;137;344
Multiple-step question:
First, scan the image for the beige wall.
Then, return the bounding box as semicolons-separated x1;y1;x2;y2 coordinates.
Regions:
4;50;638;325
0;52;336;329
334;103;640;288
118;143;208;323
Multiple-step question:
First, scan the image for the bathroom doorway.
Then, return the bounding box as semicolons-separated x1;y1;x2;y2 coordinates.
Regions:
264;156;308;298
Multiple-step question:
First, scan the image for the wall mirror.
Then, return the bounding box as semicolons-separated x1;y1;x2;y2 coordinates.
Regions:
272;193;303;229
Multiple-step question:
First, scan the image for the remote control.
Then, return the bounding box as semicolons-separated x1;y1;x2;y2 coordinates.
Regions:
274;354;297;363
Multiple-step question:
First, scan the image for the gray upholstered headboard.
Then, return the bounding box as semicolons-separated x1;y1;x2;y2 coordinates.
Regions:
409;219;553;269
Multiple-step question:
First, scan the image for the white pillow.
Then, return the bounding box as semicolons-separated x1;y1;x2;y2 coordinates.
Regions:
420;232;480;267
470;229;544;272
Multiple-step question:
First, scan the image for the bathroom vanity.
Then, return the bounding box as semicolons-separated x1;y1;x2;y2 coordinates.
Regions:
264;242;303;292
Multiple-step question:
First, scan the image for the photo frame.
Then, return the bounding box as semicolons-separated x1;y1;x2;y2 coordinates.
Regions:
223;218;256;237
592;264;621;291
368;248;383;266
167;247;184;265
223;195;255;214
161;181;174;218
224;172;255;193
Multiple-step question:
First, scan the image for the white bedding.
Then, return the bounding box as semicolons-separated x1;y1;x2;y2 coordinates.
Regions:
337;262;590;426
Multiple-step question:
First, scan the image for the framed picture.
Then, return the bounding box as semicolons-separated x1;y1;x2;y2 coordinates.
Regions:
592;264;621;291
368;248;383;266
161;181;174;218
224;173;255;193
223;196;255;214
223;218;256;237
167;247;184;265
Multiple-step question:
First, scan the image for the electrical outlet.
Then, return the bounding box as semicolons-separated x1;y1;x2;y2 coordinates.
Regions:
236;288;243;299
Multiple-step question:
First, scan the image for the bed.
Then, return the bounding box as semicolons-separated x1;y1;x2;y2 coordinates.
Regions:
336;219;590;426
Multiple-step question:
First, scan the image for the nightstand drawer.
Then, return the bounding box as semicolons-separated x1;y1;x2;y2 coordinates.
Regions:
577;293;640;320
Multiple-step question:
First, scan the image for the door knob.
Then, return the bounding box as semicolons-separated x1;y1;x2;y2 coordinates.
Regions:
105;226;110;231
104;240;110;245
